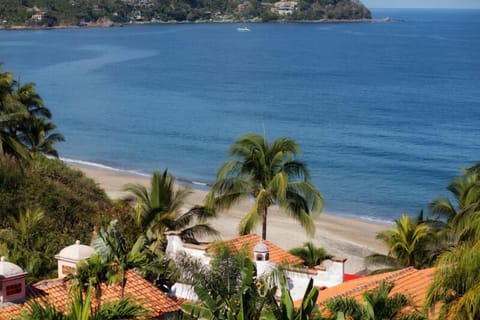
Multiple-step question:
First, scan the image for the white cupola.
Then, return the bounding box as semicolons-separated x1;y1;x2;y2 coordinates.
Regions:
253;241;272;277
0;256;27;303
55;240;96;278
253;241;269;261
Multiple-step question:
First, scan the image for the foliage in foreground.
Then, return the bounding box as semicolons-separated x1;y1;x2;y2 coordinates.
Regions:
18;283;147;320
325;281;425;320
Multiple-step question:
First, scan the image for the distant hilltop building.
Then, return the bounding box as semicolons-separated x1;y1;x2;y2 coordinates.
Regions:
272;1;298;15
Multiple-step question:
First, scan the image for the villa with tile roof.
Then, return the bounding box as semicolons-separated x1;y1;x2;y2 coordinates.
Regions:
0;241;181;319
165;232;348;301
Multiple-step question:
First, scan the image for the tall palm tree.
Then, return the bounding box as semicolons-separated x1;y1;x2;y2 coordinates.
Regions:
124;169;217;248
365;214;433;271
424;240;480;320
207;133;323;240
289;242;331;268
19;117;65;157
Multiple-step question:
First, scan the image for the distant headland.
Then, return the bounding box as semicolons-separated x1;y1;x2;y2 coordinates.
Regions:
0;0;371;29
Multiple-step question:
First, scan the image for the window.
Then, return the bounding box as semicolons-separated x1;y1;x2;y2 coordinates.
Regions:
6;283;22;296
62;265;75;275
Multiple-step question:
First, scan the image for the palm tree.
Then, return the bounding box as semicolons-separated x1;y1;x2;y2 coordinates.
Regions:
326;281;425;320
424;240;480;320
15;82;52;119
124;169;217;249
429;166;480;246
289;242;331;268
365;214;433;271
72;254;111;311
19;283;147;320
0;110;30;160
207;133;323;240
0;68;30;160
0;208;49;281
92;220;147;298
182;249;272;320
19;117;65;157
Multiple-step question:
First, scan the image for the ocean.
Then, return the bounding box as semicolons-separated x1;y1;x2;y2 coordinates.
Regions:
1;9;479;222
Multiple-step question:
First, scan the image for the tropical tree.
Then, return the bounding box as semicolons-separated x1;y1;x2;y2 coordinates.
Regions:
325;281;425;320
72;254;111;310
262;277;323;320
19;283;147;320
92;220;147;297
206;133;323;240
289;242;331;268
124;169;217;252
365;213;434;272
0;65;62;160
0;67;30;160
19;117;65;157
429;164;480;246
181;248;270;320
0;208;53;281
424;240;480;320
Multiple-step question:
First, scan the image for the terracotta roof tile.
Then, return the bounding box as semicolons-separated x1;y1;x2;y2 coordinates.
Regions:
220;233;304;266
298;267;435;316
0;270;180;319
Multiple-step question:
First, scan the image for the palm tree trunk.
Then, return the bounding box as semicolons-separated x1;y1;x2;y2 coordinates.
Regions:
262;207;268;240
121;269;126;298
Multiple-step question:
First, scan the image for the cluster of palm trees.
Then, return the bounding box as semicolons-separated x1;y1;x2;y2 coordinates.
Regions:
366;163;480;319
0;65;64;160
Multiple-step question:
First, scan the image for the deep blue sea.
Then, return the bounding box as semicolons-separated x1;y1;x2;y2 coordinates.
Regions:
1;9;479;222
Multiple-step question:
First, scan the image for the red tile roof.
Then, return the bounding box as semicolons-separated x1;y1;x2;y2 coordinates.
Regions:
317;267;434;309
220;233;304;266
0;270;180;319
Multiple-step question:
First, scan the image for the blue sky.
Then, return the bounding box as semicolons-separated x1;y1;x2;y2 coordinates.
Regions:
362;0;480;9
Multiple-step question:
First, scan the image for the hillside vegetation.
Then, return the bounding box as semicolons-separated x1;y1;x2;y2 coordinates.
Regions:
0;0;371;27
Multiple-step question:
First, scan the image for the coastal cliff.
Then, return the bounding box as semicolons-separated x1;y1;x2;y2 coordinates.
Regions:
0;0;370;28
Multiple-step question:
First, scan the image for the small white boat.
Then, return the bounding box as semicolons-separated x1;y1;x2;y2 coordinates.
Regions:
237;27;251;32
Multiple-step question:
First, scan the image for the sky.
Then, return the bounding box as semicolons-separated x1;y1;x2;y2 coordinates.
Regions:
362;0;480;9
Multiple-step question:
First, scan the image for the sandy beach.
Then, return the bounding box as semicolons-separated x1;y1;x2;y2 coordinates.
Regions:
73;164;388;274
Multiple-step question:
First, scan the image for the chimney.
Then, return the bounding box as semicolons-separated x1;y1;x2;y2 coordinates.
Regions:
55;240;96;278
0;256;27;303
253;241;272;277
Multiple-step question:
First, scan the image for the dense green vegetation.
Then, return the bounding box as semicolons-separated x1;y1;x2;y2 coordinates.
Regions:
0;0;371;27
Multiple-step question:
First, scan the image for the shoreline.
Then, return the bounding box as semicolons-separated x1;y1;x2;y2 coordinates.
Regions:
69;161;388;274
0;17;398;32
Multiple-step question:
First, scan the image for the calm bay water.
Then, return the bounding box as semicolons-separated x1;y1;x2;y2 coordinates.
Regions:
1;9;479;221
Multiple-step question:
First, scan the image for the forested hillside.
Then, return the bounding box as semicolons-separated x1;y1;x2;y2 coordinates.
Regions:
0;0;371;27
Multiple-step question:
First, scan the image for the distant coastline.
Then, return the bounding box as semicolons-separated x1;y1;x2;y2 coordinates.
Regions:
0;17;401;31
